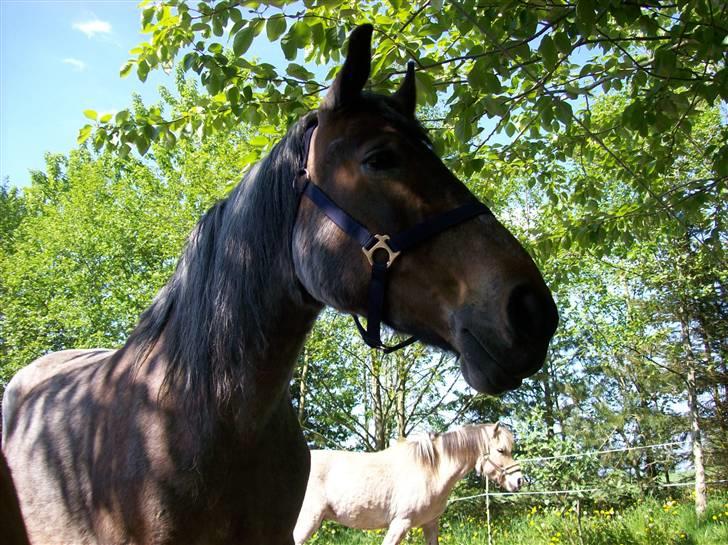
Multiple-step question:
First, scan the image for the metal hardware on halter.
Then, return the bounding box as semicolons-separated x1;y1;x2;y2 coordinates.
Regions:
362;235;401;268
293;120;492;353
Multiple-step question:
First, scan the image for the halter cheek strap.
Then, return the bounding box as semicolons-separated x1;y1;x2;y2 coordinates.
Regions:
293;122;492;353
479;450;522;483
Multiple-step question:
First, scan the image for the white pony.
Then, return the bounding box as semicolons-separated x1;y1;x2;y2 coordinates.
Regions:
294;423;522;545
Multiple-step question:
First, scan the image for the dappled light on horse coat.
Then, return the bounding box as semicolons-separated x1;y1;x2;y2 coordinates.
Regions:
293;424;522;545
2;24;555;545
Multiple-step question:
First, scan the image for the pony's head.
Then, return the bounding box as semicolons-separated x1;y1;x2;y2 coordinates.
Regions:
475;422;523;492
292;25;558;394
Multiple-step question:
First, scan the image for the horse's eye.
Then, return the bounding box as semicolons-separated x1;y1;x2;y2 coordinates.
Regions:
497;448;505;454
363;149;399;171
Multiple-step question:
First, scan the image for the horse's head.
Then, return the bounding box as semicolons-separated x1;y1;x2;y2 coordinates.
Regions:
475;422;523;492
292;25;558;394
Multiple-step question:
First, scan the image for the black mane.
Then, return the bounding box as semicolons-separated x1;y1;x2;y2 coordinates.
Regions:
125;93;430;438
126;112;317;433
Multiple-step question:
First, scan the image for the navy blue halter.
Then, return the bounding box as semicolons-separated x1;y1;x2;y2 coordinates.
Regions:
294;122;491;353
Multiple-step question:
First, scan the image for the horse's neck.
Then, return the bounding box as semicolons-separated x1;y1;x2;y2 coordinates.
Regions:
233;292;320;430
440;452;478;482
430;441;480;495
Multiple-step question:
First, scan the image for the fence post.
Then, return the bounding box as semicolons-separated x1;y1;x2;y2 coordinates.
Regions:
486;475;492;545
576;498;584;545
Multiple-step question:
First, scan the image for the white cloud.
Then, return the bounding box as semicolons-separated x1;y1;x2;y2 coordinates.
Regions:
62;58;87;71
72;19;112;38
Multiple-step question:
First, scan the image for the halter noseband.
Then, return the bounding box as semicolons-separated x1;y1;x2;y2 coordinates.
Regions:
293;121;491;353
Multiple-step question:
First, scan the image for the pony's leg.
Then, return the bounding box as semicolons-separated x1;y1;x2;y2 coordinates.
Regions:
292;511;325;545
381;519;411;545
422;519;439;545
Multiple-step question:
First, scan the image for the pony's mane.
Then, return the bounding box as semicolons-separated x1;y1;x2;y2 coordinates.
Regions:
126;112;317;434
406;425;513;467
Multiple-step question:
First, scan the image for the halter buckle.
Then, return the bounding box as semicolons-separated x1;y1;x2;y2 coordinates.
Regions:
362;234;401;268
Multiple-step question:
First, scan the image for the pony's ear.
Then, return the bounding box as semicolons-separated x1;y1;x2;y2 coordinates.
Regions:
493;422;501;437
393;60;417;117
321;24;373;111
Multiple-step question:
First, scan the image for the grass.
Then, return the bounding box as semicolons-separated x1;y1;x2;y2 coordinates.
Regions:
306;493;728;545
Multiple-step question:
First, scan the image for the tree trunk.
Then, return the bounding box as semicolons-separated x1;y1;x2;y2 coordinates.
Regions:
679;302;708;517
687;364;708;517
542;360;555;440
297;347;309;424
396;352;407;439
370;352;387;451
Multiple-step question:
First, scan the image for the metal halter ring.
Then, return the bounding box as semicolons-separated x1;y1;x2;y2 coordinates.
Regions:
362;234;401;268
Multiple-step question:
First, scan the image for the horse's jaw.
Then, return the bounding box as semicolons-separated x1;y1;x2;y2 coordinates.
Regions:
455;330;524;394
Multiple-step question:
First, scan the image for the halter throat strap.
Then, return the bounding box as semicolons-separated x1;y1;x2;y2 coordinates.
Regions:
294;121;491;352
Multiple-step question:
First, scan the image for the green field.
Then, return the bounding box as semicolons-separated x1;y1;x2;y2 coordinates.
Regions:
306;494;728;545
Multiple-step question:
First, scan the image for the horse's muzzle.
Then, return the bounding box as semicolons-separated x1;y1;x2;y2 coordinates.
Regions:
450;285;558;394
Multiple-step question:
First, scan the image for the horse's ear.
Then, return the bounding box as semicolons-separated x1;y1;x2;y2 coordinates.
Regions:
393;60;417;117
493;422;501;437
322;24;373;111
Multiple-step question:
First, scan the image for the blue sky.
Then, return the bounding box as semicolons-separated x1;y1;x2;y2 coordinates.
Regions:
0;0;287;188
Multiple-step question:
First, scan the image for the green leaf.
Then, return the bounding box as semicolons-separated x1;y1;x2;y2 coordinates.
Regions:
467;59;493;89
212;14;224;37
266;16;286;42
414;70;437;106
539;35;559;70
83;110;98;121
576;0;597;29
286;63;314;81
100;113;113;123
233;26;255;56
482;73;502;94
553;31;572;55
137;60;149;82
249;135;269;147
119;62;134;78
714;144;728;177
454;118;473;141
77;124;93;144
290;20;311;43
280;33;297;61
482;96;507;117
135;134;150;155
182;53;197;72
226;86;240;106
554;99;573;124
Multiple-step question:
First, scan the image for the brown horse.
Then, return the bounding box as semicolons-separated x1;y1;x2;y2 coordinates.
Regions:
2;25;557;545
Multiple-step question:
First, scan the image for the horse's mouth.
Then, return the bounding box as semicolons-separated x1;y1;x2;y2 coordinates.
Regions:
455;329;523;394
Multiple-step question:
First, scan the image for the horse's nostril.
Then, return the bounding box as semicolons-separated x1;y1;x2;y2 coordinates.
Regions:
507;284;558;341
516;477;523;488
